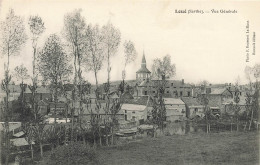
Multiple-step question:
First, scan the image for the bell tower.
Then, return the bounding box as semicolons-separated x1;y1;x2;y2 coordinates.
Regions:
136;51;151;82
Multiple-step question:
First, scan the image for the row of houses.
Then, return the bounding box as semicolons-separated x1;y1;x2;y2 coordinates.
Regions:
0;53;254;124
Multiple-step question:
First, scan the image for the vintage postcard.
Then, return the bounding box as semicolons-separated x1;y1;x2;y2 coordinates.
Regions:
0;0;259;164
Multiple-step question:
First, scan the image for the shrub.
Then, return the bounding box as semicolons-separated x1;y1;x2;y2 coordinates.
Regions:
41;142;102;165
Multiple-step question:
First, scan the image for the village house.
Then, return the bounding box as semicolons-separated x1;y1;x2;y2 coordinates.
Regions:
222;93;250;115
82;103;124;122
138;79;193;98
24;86;52;104
182;97;204;118
204;87;233;114
164;98;186;121
121;104;148;123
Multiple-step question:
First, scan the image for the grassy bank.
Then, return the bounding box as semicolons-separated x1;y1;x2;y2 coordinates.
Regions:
98;131;259;165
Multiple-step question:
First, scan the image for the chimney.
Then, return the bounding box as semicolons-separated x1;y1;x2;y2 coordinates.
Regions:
181;79;184;85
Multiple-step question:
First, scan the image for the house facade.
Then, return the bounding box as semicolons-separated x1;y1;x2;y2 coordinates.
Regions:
205;87;233;114
121;104;148;122
164;98;186;121
138;79;193;98
182;97;204;118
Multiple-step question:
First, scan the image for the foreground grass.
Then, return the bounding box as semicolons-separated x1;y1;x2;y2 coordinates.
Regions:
98;131;259;165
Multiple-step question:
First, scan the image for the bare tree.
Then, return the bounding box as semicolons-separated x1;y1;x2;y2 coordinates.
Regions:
244;64;260;130
101;21;121;93
0;9;27;165
151;55;176;80
101;22;121;145
38;34;72;124
28;15;45;121
121;40;137;93
198;80;209;87
84;24;104;93
63;9;87;141
123;40;137;79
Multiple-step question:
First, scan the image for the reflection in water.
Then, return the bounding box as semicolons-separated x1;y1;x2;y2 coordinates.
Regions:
118;121;237;141
161;122;205;135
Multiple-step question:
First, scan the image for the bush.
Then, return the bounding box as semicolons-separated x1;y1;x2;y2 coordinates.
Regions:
41;142;102;165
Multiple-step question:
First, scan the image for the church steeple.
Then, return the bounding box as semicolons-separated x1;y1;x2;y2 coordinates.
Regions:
136;50;151;82
141;51;146;68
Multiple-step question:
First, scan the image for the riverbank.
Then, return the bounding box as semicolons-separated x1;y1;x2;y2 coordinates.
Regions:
98;131;259;165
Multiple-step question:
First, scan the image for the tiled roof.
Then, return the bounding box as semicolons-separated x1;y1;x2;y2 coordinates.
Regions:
10;138;35;146
210;88;227;95
83;103;124;115
182;97;202;106
49;102;66;108
13;131;25;138
164;98;185;105
139;80;191;88
136;67;151;73
0;122;21;132
121;104;146;111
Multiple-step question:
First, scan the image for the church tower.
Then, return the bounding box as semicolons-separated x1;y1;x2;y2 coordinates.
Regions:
136;51;151;82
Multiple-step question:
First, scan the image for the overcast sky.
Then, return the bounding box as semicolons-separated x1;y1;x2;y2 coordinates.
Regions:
0;0;259;85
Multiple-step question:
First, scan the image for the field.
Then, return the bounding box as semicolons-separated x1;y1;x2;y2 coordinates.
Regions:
98;131;259;165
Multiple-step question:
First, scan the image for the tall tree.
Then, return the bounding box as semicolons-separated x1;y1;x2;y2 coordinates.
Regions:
63;9;87;141
84;24;104;94
101;22;121;145
38;34;72;124
101;21;121;94
123;40;137;79
28;15;45;121
0;9;27;165
151;55;176;96
151;55;176;80
121;40;137;93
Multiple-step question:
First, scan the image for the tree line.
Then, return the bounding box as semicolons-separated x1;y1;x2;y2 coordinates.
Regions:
0;8;139;164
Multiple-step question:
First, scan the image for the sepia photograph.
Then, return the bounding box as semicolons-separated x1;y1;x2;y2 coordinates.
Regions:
0;0;259;164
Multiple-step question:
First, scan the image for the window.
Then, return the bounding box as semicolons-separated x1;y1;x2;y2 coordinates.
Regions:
167;91;169;93
171;83;173;86
180;91;183;96
132;111;135;114
153;91;155;93
187;92;191;97
144;91;147;95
